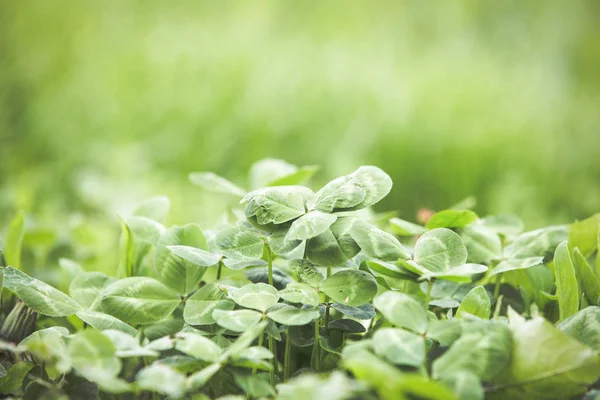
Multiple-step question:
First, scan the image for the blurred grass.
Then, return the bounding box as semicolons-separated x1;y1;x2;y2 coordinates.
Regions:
1;0;600;231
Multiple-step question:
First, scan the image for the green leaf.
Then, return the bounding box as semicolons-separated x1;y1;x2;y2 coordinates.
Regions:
76;310;137;335
187;363;222;391
433;321;512;381
101;277;181;325
568;214;600;257
306;217;361;267
0;361;34;395
267;165;319;187
17;279;82;317
102;329;157;357
212;309;262;332
289;259;324;286
480;214;524;238
175;332;223;362
373;328;425;367
488;315;600;399
277;371;367;400
554;241;579;322
183;282;235;326
331;302;376;320
136;363;186;398
504;226;568;260
426;209;478;229
557;306;600;351
68;330;131;393
388;217;427;237
249;158;298;189
267;228;303;256
59;257;85;279
572;247;600;305
279;282;320;306
456;286;490;319
133;195;171;222
421;263;488;282
223;258;266;270
345;166;393;211
285;211;337;242
189;172;246;197
4;211;25;269
222;320;268;358
363;260;418;281
439;371;484;400
327;319;366;333
234;373;276;398
489;257;544;277
242;186;312;225
126;215;165;245
154;224;209;295
69;272;113;310
320;269;377;306
232;282;280;312
373;291;428;333
350;219;409;261
414;228;468;273
426;319;462;346
308;175;366;212
461;225;502;264
168;245;222;267
267;304;319;326
215;227;265;260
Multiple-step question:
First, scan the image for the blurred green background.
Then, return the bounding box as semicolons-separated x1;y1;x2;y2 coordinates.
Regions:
2;0;600;232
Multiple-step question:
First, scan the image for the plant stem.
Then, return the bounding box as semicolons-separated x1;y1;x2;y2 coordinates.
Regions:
284;331;292;381
494;275;502;301
268;334;277;386
323;266;332;328
265;242;273;286
216;260;223;280
311;319;321;372
425;280;433;309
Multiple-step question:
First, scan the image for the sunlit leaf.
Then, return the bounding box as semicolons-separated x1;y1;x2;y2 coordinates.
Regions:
426;209;478;229
232;282;280;312
136;363;186;398
242;186;312;225
374;291;428;333
320;269;377;306
212;309;262;332
189;172;246;197
267;304;319;326
554;241;579;322
414;228;468;273
456;286;490;319
285;211;337;242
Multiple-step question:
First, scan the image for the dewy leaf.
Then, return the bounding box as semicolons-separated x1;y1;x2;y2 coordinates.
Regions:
76;310;137;336
168;245;222;267
285;211;337;242
4;210;25;269
189;172;246;197
345;166;393;211
489;257;544;277
154;224;209;295
279;282;320;306
136;363;186;398
101;277;181;325
133;195;171;223
232;282;280;312
433;321;512;381
350;219;409;261
460;225;502;264
389;217;427;237
425;209;478;229
212;309;262;332
414;228;468;273
456;286;491;319
373;291;428;334
489;316;600;400
320;269;377;306
184;282;234;325
572;247;600;305
306;217;361;267
215;227;265;260
249;158;298;189
372;328;425;367
558;306;600;351
69;272;114;310
267;304;319;326
308;175;366;213
554;241;579;322
175;332;223;362
242;186;312;225
289;259;324;286
16;279;82;317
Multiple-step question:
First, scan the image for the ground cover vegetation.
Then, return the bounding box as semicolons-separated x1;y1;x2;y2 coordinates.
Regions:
1;159;600;399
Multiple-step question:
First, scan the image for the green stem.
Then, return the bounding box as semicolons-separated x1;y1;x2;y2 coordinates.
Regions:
246;333;265;400
425;280;433;309
268;334;277;386
265;242;273;286
494;275;502;301
284;331;292;381
311;319;321;372
323;266;332;329
216;260;223;280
